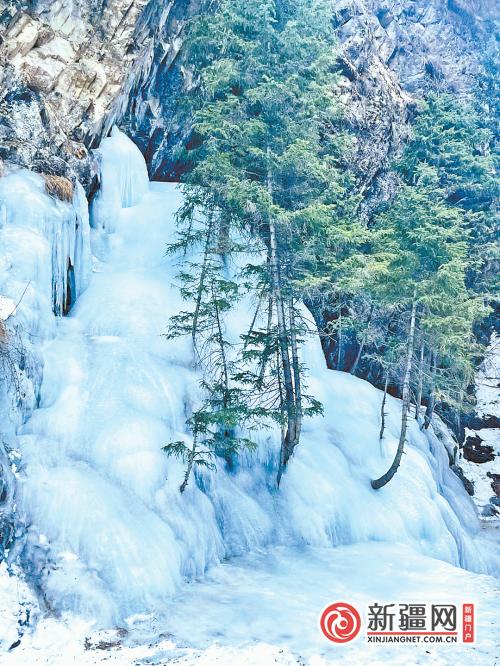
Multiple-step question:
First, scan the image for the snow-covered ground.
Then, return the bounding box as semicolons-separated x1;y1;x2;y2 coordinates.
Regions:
2;544;499;665
460;334;499;517
0;130;498;664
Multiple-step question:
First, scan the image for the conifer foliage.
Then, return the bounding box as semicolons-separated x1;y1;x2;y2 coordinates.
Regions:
369;98;493;488
163;0;352;489
164;1;496;493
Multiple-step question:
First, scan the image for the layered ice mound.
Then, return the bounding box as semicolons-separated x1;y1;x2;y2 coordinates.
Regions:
4;130;498;629
90;127;149;233
0;168;91;439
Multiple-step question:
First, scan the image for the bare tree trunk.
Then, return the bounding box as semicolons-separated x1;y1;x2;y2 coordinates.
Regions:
271;231;297;485
180;437;197;493
350;305;374;376
379;370;389;441
212;283;229;396
415;342;425;420
266;150;300;486
424;351;437;429
337;307;343;371
289;299;302;439
372;298;417;490
257;294;273;387
192;216;214;360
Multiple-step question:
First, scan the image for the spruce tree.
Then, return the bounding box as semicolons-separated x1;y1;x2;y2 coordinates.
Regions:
398;93;498;297
370;165;482;488
164;0;350;486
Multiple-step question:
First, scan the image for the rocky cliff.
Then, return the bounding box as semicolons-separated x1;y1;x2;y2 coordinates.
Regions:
0;0;199;188
0;0;497;192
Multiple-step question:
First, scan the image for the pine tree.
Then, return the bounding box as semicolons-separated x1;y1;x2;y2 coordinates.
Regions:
397;93;498;297
164;0;349;486
370;165;482;488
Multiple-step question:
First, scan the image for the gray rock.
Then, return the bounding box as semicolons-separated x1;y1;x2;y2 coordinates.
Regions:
451;464;475;496
482;503;500;517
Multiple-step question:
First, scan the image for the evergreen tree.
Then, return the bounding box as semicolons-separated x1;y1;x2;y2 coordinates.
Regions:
164;0;350;486
370;165;482;488
162;210;258;492
398;93;498;297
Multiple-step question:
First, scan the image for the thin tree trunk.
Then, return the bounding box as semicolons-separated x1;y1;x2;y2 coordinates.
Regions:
424;351;437;429
350;305;374;375
212;283;229;396
267;148;299;486
414;341;425;419
213;283;234;462
289;299;302;439
180;437;197;493
372;298;417;489
257;294;273;387
192;216;214;359
337;307;343;371
271;224;297;485
244;291;264;351
379;370;389;441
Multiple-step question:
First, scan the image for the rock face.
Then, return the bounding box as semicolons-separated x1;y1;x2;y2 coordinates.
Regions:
0;0;497;191
330;0;498;212
0;0;198;188
464;434;496;464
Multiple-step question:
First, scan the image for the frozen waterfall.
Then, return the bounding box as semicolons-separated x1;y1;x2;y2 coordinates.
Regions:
1;130;498;634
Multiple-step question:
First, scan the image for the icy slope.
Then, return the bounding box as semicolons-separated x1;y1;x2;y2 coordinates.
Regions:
4;130;498;632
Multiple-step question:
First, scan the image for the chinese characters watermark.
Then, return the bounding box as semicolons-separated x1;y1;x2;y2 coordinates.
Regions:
320;601;475;644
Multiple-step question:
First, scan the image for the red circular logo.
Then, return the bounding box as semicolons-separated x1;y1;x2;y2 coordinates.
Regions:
320;602;361;643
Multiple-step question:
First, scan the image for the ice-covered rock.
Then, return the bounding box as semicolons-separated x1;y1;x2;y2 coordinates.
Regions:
461;333;500;518
0;168;92;576
0;170;91;320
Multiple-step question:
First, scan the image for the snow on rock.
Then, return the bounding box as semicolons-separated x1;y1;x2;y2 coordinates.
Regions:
0;562;39;652
461;333;500;518
1;132;498;654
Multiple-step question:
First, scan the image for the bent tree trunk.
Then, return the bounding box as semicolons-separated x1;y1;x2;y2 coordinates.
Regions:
372;299;417;490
